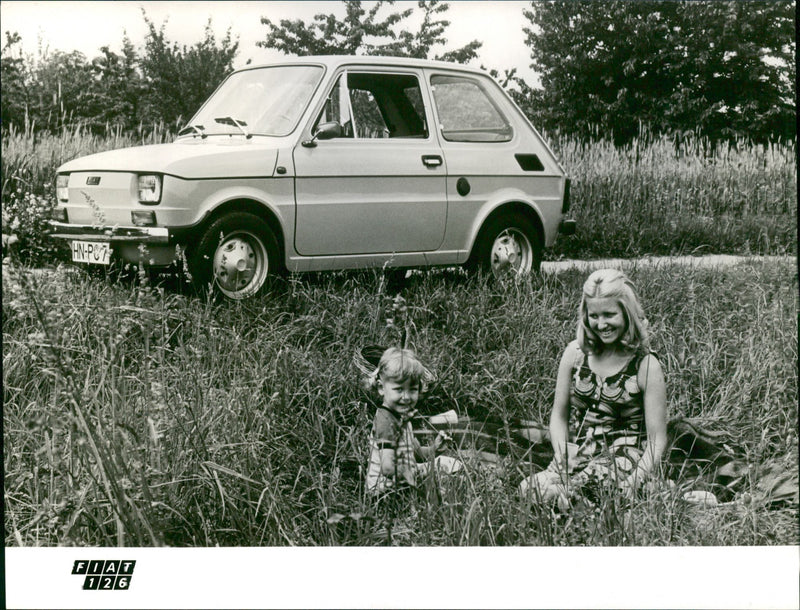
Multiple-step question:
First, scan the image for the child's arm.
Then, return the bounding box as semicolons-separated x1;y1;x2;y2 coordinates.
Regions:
549;343;576;474
376;443;397;476
623;353;667;492
372;411;399;477
414;431;450;461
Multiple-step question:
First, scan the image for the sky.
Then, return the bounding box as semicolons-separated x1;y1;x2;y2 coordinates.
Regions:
0;0;539;85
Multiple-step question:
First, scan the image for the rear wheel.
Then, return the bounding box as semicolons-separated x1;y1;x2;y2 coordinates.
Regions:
468;212;541;278
191;212;279;300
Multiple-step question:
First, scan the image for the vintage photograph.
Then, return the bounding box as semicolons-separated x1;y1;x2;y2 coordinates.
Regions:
2;0;797;607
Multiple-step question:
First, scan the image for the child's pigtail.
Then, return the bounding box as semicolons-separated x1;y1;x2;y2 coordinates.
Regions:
367;365;381;392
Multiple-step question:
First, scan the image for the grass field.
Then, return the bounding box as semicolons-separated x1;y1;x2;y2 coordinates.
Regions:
1;124;796;264
3;258;797;546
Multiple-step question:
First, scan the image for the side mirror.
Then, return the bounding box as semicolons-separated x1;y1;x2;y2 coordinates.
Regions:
302;121;343;148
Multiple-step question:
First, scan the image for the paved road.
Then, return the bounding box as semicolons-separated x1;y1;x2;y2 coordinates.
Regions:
541;254;795;274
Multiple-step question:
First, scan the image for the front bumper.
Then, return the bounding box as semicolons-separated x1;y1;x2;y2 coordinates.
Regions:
49;221;169;244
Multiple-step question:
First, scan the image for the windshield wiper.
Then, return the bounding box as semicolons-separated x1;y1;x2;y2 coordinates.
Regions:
178;124;207;138
214;116;251;138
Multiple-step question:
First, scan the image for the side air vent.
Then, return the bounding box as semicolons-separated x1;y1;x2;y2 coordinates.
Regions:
515;154;544;172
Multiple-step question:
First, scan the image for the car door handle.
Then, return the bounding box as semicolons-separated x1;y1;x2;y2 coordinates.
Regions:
421;155;443;167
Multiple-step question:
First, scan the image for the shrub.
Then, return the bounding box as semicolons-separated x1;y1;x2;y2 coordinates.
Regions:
1;189;64;265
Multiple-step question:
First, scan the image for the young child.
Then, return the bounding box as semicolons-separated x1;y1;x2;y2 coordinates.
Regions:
520;269;667;508
365;347;462;493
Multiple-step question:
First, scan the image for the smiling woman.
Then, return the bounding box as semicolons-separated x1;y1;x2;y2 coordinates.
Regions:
521;268;668;509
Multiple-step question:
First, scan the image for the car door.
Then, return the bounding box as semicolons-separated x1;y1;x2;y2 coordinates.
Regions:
293;68;447;257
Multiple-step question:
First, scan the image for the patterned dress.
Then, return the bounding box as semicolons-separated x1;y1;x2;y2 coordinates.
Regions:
524;341;655;501
568;343;650;486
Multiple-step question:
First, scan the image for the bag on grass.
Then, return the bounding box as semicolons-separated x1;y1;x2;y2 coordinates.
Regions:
666;415;798;505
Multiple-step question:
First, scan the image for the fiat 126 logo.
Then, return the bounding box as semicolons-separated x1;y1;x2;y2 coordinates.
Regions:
72;560;135;590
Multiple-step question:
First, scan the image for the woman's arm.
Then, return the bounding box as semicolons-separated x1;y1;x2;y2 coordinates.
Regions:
549;343;577;473
624;353;667;490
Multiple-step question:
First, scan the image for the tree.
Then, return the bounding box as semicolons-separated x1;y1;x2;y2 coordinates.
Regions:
1;32;30;130
523;1;796;144
139;15;239;128
83;37;143;132
1;31;130;133
258;0;482;63
28;49;96;129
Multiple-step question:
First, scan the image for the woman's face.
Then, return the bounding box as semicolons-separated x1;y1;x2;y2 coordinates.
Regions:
378;376;420;413
586;296;626;345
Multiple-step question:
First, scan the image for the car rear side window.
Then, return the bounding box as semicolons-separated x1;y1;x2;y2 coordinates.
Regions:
430;74;513;142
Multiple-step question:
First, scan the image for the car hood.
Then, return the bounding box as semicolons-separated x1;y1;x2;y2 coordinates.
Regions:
58;138;281;179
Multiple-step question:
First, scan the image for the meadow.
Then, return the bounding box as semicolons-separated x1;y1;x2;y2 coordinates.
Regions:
2;123;797;546
3;258;797;546
1;123;796;264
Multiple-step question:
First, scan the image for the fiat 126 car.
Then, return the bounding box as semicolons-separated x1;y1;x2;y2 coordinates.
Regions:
51;55;575;299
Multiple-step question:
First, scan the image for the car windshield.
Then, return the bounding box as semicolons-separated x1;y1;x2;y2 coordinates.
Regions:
184;65;324;137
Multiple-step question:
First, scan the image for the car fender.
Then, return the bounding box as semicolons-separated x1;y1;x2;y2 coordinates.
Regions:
191;182;295;255
465;188;546;253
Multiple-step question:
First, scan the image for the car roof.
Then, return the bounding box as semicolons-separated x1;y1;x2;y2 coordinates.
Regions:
234;55;488;76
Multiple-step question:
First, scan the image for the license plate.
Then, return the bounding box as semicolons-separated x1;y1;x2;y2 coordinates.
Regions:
71;240;111;265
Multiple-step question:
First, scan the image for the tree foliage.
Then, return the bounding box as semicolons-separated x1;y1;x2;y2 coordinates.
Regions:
138;15;239;127
258;0;481;62
0;12;239;134
82;38;142;130
523;1;796;144
1;32;29;129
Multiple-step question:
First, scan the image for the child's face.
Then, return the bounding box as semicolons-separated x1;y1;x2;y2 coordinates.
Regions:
586;296;626;345
378;376;420;413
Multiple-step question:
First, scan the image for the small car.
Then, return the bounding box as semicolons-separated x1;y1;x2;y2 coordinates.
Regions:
50;56;575;299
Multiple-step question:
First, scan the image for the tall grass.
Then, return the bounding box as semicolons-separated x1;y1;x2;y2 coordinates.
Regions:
548;132;797;257
1;124;796;264
1;121;176;200
3;260;797;546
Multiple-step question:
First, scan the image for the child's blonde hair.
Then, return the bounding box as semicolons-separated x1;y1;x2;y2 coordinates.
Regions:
368;347;433;392
577;268;650;354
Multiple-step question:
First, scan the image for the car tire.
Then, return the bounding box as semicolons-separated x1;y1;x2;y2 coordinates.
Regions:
191;212;279;300
467;212;542;278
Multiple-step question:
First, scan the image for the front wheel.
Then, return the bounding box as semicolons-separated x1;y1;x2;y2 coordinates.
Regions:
191;212;279;300
467;213;542;278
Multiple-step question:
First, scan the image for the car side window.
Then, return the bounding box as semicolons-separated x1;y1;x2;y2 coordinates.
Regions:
316;74;355;137
430;74;513;142
314;71;429;139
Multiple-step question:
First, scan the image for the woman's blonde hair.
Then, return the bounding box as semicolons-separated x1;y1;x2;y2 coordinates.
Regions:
577;268;649;354
368;347;433;392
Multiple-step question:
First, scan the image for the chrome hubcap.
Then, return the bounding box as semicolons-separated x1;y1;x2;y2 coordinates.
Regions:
490;229;532;277
212;232;268;299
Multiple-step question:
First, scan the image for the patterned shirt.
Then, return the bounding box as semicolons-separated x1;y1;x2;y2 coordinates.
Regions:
365;406;421;492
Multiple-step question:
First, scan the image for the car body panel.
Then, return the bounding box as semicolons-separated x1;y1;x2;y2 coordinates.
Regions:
293;139;447;255
58;140;281;179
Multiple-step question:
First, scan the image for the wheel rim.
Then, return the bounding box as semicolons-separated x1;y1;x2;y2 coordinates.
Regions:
212;230;269;299
490;228;533;277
